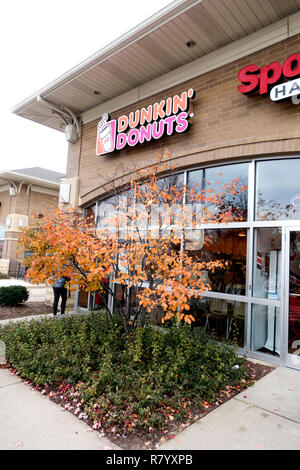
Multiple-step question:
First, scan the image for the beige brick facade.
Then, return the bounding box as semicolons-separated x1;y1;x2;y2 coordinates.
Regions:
0;184;59;270
65;35;300;207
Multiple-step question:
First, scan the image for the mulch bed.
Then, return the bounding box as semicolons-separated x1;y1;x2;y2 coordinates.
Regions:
0;302;53;321
5;359;275;450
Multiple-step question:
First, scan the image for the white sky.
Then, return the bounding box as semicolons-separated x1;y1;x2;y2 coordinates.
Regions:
1;0;173;175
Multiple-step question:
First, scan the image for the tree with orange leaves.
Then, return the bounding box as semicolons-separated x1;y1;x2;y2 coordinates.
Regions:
20;157;245;331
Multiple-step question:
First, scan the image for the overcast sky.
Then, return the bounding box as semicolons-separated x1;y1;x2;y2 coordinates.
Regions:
1;0;173;175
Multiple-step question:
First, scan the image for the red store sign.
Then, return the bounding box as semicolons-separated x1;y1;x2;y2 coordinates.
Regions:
237;52;300;96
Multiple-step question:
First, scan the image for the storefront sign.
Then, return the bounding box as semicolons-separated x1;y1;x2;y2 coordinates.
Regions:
237;53;300;98
96;88;195;156
270;77;300;101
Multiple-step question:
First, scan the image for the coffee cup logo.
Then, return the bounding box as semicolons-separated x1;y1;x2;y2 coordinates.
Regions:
96;114;117;155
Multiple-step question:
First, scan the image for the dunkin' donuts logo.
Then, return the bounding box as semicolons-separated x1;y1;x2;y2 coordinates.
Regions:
96;88;195;156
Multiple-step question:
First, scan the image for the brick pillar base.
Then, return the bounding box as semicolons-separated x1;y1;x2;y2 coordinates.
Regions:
0;259;10;275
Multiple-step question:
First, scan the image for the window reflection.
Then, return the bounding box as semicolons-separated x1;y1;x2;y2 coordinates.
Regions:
256;159;300;220
187;228;247;295
157;173;184;204
253;228;281;300
96;194;119;230
187;163;248;222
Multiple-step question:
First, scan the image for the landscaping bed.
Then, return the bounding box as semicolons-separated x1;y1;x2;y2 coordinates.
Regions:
0;302;52;321
0;312;274;449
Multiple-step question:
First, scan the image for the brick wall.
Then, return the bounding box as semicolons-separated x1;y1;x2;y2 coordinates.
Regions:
28;191;58;224
0;191;11;225
0;185;59;260
66;35;300;206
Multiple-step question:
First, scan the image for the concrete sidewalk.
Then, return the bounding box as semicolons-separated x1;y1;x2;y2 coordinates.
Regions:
0;368;120;450
161;366;300;450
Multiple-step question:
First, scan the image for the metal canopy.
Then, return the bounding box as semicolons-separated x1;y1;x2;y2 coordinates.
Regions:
12;0;300;132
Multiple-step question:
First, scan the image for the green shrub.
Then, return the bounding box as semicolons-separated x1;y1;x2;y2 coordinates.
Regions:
0;285;29;306
0;312;247;431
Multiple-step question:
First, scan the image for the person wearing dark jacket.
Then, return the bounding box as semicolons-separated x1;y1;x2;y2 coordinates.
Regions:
52;276;69;316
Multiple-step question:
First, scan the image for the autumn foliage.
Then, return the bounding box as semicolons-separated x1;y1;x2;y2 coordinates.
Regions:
20;158;245;330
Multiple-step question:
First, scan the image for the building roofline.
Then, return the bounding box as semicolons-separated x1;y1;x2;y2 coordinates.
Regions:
0;170;63;188
11;0;201;115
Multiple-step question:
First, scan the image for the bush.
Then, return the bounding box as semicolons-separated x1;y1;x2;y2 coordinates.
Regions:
0;285;29;306
0;312;247;431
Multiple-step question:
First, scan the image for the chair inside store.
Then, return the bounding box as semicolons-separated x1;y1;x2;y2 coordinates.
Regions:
191;295;245;347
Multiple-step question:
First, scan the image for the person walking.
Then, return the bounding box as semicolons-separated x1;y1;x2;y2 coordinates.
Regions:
52;276;69;316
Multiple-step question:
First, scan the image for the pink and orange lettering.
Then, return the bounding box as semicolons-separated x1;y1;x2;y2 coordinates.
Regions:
96;89;195;156
129;110;140;129
153;100;165;120
140;106;153;125
118;115;129;132
173;92;188;114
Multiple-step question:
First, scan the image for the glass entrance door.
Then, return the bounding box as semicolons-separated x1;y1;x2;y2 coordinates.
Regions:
285;228;300;369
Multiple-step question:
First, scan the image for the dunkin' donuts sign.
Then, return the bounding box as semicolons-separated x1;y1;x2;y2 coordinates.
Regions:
237;52;300;102
96;88;195;156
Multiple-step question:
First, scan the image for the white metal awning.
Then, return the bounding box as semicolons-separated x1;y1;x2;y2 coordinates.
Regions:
0;171;61;190
12;0;300;132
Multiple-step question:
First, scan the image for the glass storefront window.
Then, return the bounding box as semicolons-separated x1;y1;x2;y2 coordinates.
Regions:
78;289;89;308
187;163;248;222
253;228;281;300
113;283;145;318
288;231;300;355
255;158;300;221
113;283;127;315
251;304;280;356
85;203;96;222
187;228;247;295
96;194;119;230
157;173;184;204
189;297;247;347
